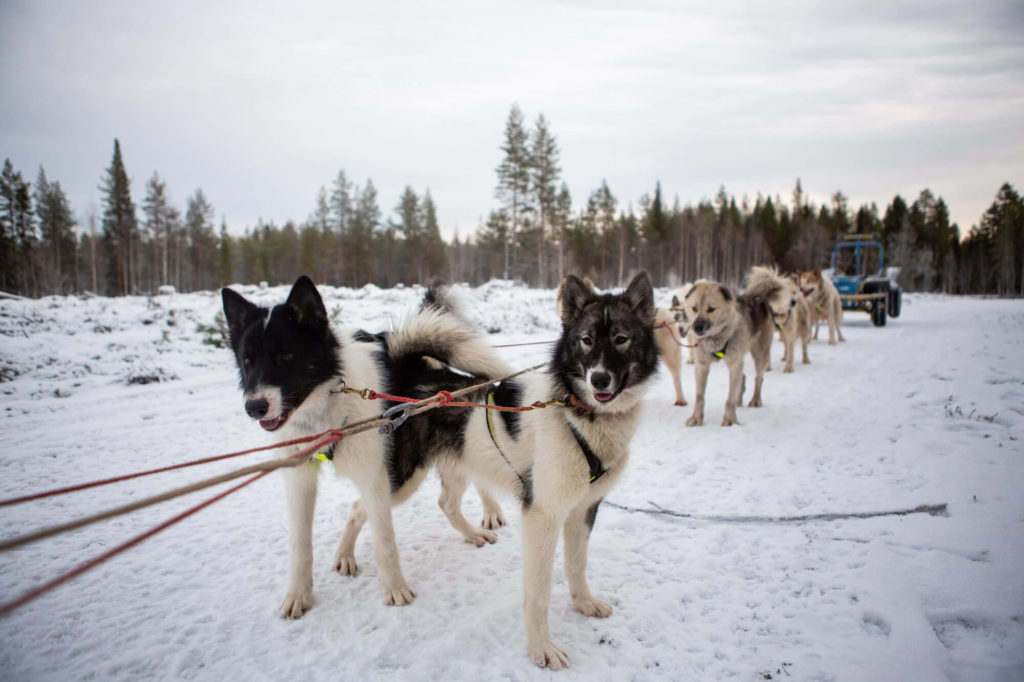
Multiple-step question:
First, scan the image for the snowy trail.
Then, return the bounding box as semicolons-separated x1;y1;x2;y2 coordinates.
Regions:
1;286;1023;681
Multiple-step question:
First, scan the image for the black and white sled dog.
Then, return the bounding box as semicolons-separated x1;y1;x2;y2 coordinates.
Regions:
337;272;659;669
222;276;513;617
223;272;659;670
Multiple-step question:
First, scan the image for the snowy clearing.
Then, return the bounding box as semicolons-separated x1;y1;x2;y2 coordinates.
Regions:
1;283;1023;681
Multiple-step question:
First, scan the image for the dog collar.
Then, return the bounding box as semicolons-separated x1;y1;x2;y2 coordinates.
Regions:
707;338;730;359
311;416;351;462
564;420;607;484
773;309;791;331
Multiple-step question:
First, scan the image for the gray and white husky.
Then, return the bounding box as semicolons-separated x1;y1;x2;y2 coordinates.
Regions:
338;272;660;668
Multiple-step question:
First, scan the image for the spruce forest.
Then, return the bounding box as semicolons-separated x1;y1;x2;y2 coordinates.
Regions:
2;105;1022;299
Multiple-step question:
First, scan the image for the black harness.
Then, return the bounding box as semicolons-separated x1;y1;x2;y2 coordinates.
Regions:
565;420;608;484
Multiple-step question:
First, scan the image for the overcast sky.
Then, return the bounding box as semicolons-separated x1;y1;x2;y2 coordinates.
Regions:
2;0;1022;242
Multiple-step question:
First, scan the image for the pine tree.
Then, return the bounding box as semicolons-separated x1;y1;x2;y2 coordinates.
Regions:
185;189;215;291
349;180;380;286
644;182;669;284
0;159;17;292
495;103;531;279
38;178;75;293
529;113;560;287
981;183;1024;296
421;190;448;282
217;218;233;286
0;161;37;295
330;170;352;285
99;139;138;294
142;172;171;287
9;168;37;295
312;186;331;283
553;183;572;281
394;186;422;283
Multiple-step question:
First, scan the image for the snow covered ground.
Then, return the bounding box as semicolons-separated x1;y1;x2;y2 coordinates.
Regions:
1;282;1022;681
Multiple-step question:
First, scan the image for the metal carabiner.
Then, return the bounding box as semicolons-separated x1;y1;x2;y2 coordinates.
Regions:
378;402;413;435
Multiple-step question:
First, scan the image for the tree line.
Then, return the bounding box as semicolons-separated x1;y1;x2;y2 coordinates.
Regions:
2;110;1021;298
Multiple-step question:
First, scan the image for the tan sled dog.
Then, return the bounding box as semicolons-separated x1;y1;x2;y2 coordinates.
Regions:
654;283;696;405
797;268;845;344
774;273;812;372
685;268;787;426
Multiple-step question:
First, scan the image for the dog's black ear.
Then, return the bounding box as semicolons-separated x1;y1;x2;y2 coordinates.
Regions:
222;287;261;347
623;271;655;324
671;295;680;307
286;276;328;327
558;275;595;326
719;284;733;302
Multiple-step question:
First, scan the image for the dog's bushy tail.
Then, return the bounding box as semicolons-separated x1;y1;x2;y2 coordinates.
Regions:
387;285;513;379
744;266;785;306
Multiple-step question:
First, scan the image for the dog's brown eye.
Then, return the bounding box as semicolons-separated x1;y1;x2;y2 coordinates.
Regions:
580;335;593;348
615;335;629;345
277;353;293;365
707;306;716;313
692;306;698;313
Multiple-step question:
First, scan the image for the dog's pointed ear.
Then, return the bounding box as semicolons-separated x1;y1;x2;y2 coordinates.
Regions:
623;271;656;324
558;275;595;326
671;295;680;308
719;284;733;302
286;276;328;327
222;287;261;347
813;268;821;277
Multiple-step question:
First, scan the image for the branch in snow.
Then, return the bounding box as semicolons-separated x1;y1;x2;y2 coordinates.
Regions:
602;501;949;524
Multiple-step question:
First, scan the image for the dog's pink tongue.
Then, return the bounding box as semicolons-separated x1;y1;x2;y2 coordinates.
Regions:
260;416;283;431
594;392;614;403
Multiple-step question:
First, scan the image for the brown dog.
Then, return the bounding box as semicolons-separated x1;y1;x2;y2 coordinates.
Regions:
653;283;696;405
797;269;845;344
685;267;786;426
774;273;812;372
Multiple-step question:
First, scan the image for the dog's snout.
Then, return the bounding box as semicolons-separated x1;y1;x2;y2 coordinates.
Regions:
590;371;612;391
245;398;269;419
692;318;709;335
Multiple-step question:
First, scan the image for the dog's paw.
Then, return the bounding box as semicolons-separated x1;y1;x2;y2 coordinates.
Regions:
573;596;613;618
783;365;794;374
466;528;498;546
334;554;359;576
748;396;762;407
674;399;688;406
828;339;837;345
381;583;416;606
721;415;739;426
279;591;314;619
529;640;569;670
685;414;703;427
480;511;506;530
